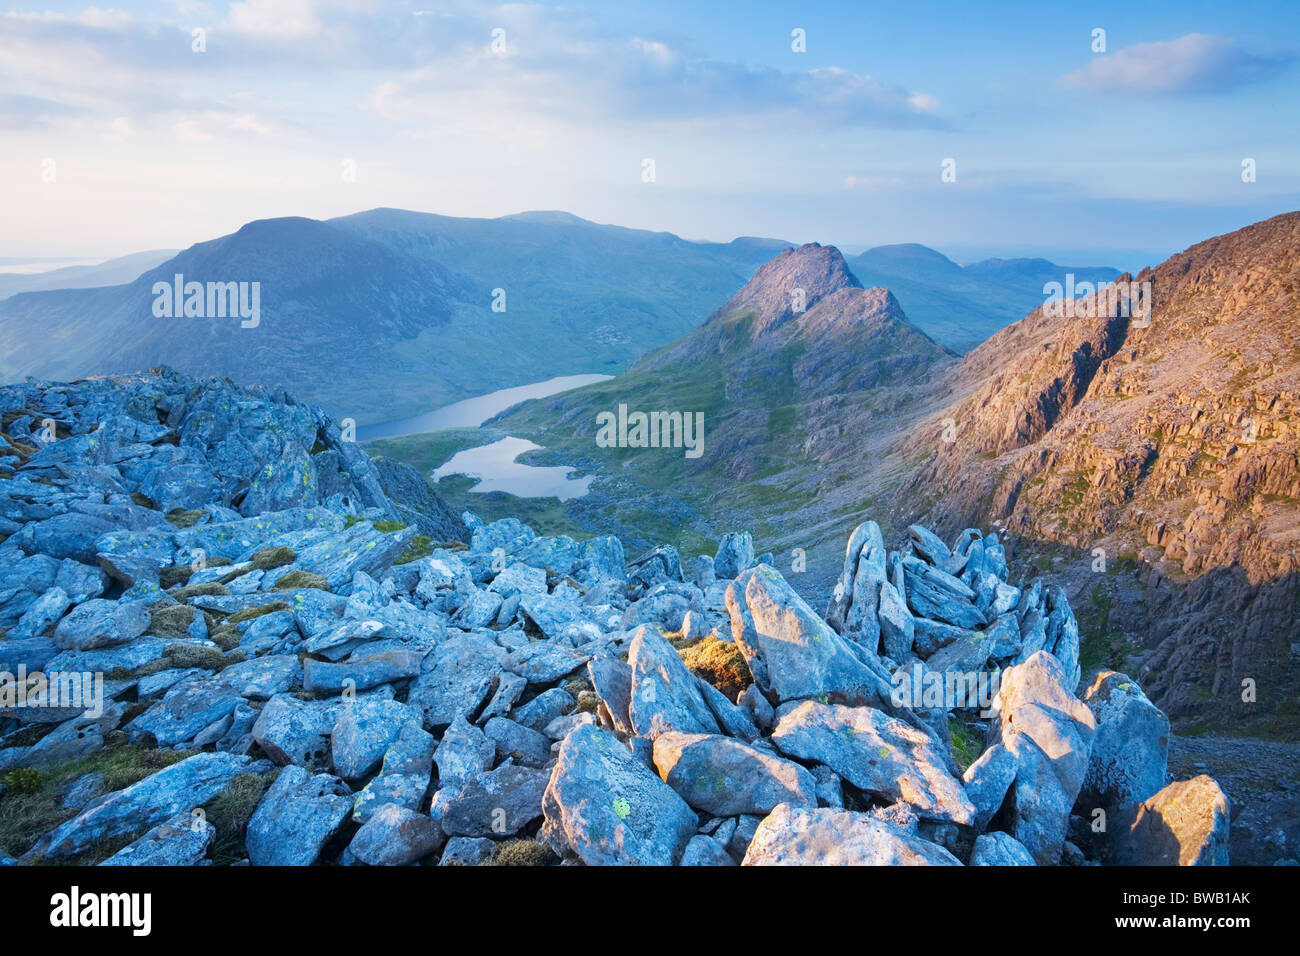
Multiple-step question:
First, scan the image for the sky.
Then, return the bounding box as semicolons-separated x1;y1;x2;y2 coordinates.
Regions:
1;0;1298;271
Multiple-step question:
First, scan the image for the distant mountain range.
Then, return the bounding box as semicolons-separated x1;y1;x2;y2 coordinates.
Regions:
0;250;176;299
848;244;1121;353
0;209;1116;422
488;213;1300;735
0;211;786;423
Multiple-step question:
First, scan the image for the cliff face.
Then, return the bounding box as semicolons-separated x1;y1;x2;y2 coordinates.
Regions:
905;212;1300;730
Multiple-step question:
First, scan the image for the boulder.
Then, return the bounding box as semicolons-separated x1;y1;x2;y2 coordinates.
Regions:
52;598;149;651
1113;775;1230;866
1081;670;1169;810
540;725;696;865
725;565;892;709
970;831;1036;866
246;764;353;866
436;764;550;837
100;811;215;866
43;752;256;858
626;625;721;738
652;731;817;816
713;531;755;579
742;804;962;866
970;651;1096;864
348;804;443;866
771;701;974;825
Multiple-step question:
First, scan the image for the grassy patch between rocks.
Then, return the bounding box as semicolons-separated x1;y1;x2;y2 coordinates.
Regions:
0;746;195;861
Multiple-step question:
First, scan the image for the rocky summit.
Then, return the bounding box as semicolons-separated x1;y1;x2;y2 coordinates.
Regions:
0;370;1228;866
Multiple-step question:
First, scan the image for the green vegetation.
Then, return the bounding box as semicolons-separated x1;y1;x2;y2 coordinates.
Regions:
948;720;983;773
676;636;752;699
164;508;206;528
1077;583;1132;675
487;838;559;866
365;426;505;475
273;569;331;591
136;642;243;677
395;534;434;565
202;771;274;866
226;601;291;625
0;746;195;861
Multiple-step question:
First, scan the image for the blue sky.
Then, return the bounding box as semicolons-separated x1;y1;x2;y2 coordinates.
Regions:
1;0;1298;270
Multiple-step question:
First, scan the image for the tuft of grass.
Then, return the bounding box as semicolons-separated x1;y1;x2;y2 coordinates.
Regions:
136;643;244;677
272;570;330;591
226;601;291;625
169;581;231;601
371;520;407;533
202;771;274;866
395;534;434;565
164;508;206;529
487;839;559;866
2;768;44;793
148;603;199;639
948;719;983;773
208;623;242;653
677;636;752;700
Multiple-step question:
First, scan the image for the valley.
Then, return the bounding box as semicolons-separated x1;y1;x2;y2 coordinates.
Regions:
375;214;1300;739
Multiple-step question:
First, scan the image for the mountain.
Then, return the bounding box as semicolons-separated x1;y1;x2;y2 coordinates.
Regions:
491;243;954;557
484;216;1300;736
0;250;177;300
849;244;1121;353
0;210;786;423
902;211;1300;732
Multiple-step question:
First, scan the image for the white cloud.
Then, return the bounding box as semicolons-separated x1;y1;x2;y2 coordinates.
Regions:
1062;33;1295;96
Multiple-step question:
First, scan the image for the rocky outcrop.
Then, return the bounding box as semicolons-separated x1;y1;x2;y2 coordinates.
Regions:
907;212;1300;731
0;370;1224;866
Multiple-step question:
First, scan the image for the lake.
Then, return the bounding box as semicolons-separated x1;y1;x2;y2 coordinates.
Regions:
361;373;610;500
357;373;611;441
432;436;594;500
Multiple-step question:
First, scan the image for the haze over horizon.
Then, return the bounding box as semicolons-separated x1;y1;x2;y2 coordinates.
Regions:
3;0;1298;271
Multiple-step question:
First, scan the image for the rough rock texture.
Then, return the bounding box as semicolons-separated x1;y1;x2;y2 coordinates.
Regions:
540;725;696;865
966;651;1096;864
0;369;1225;867
742;804;962;866
908;212;1300;732
1112;775;1231;866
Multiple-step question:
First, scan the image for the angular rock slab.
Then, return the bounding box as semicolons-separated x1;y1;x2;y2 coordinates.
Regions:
652;731;817;817
742;804;962;866
771;701;974;825
540;725;696;866
348;805;443;866
100;811;215;866
725;565;892;708
247;764;352;866
43;752;255;858
970;831;1036;866
626;625;721;738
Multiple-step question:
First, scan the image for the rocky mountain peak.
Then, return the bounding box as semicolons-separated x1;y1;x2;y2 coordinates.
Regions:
710;242;863;338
